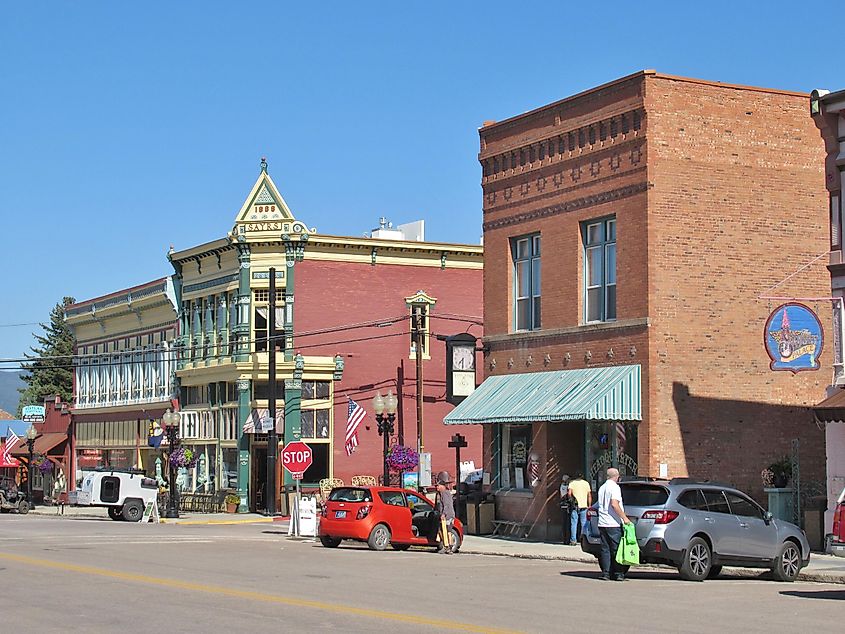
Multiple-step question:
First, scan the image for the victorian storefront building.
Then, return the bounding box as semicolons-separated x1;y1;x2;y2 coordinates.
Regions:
810;87;845;533
65;277;179;488
168;163;484;513
446;71;829;540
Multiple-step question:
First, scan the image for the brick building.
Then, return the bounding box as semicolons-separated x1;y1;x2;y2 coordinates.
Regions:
446;71;829;540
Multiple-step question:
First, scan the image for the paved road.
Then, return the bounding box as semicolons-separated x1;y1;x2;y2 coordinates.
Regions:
0;515;842;633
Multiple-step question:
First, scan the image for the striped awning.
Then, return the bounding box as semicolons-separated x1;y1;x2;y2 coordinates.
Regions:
443;364;641;425
814;388;845;424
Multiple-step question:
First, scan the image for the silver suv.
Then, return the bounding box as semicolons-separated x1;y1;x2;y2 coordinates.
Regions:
581;478;810;581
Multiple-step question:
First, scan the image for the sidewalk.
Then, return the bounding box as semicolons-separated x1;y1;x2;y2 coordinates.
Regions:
23;506;845;584
460;535;845;585
26;504;286;525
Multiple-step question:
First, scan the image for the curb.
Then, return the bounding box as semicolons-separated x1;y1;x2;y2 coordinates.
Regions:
459;548;845;585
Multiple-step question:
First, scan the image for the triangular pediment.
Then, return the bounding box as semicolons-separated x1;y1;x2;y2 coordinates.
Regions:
234;167;295;224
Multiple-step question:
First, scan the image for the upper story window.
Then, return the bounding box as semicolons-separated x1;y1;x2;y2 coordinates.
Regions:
253;289;284;353
512;235;541;331
584;217;616;323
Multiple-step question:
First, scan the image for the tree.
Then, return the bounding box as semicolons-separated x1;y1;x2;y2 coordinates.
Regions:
17;296;76;416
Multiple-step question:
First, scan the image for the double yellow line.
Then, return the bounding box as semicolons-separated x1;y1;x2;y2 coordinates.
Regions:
0;552;521;633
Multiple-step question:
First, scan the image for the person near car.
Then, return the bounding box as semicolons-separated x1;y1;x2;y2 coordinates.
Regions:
597;467;632;581
567;472;592;546
559;474;572;543
435;470;456;553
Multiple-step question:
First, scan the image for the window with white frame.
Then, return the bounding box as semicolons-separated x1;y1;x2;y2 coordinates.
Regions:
512;234;541;331
584;217;616;323
498;423;532;490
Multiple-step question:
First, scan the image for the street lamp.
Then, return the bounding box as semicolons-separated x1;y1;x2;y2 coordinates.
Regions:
374;390;398;486
162;408;181;519
25;424;37;508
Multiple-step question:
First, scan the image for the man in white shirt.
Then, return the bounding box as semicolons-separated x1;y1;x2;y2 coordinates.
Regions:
597;467;632;581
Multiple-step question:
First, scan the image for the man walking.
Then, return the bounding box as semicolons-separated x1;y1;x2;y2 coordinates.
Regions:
434;471;456;553
597;467;632;581
567;472;592;546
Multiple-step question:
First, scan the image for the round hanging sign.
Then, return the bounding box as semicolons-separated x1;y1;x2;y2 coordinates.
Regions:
764;302;823;373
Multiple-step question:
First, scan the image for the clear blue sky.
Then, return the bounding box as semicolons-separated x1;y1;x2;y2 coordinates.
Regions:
0;2;841;364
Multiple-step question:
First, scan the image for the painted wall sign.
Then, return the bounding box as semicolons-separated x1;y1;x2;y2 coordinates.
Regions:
764;302;823;373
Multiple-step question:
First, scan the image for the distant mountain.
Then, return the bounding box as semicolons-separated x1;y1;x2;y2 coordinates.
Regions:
0;371;24;415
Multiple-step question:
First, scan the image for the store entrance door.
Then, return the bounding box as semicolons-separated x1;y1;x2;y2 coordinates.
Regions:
251;447;267;513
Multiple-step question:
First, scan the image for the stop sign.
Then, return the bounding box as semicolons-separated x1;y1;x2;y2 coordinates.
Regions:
281;441;313;480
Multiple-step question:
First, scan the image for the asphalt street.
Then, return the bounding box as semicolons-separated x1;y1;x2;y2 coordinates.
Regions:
0;515;842;633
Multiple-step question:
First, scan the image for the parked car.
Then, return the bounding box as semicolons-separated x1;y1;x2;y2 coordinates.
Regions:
68;468;159;522
828;486;845;558
0;476;29;514
319;486;463;552
581;478;810;581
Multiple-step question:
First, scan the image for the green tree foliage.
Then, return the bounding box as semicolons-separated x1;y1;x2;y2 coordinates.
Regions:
17;296;76;416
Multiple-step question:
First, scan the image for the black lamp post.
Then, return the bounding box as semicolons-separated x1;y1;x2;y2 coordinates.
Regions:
162;408;181;519
25;424;37;507
373;390;398;486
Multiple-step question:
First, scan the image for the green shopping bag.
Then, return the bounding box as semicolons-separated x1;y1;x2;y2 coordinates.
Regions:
615;523;639;566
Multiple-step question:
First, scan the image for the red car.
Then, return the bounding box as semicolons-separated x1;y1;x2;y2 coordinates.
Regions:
319;486;463;552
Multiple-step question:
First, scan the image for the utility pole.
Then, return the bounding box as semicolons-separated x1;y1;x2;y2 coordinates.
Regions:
267;267;278;515
413;305;425;457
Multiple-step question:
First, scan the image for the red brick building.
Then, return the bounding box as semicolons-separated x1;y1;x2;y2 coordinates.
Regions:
446;71;829;540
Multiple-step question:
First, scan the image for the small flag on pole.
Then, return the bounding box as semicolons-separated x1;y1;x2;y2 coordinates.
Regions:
2;428;21;467
346;398;367;456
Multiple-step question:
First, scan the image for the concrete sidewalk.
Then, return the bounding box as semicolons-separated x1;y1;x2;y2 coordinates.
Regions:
23;506;845;583
26;504;286;525
460;534;845;584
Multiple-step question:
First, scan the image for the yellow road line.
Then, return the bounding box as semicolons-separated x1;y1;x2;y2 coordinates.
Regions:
0;552;522;634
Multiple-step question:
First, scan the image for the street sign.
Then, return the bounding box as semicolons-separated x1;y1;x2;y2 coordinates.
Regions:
21;405;46;423
281;441;313;480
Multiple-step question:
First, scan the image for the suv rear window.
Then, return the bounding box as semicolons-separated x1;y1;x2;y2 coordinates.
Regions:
620;485;669;506
328;487;372;503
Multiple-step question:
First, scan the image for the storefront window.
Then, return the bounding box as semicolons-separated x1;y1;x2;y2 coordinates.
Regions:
222;447;238;489
499;424;532;489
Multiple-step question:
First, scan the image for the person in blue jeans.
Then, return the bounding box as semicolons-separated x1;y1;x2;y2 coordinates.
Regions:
567;473;592;545
597;467;632;581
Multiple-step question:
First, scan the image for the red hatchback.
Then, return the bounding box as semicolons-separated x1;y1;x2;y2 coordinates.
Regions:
319;486;463;552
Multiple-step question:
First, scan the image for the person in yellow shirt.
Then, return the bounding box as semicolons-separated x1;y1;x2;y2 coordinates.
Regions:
567;473;593;546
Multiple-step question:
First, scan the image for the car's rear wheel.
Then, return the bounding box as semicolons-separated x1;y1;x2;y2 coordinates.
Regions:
391;543;411;551
679;537;711;581
707;565;722;579
447;526;462;553
320;536;341;548
367;524;391;551
108;506;124;521
17;501;29;515
122;499;144;522
772;541;801;582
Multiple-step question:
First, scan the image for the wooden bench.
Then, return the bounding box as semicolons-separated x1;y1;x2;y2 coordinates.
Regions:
491;520;530;538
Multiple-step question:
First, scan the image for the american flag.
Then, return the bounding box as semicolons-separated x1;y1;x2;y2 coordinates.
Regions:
2;428;21;467
346;398;367;456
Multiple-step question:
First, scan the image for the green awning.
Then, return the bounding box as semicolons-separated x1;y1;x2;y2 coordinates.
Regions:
443;364;641;425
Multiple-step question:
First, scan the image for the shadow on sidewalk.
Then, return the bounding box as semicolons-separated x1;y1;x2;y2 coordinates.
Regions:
780;590;845;600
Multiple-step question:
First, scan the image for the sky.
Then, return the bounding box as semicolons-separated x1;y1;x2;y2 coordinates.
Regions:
0;1;842;365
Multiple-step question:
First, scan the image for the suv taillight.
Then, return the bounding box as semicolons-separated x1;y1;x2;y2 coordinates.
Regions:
356;505;372;520
320;504;327;518
641;510;679;524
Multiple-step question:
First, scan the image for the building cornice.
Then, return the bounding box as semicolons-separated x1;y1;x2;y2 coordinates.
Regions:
483;318;650;347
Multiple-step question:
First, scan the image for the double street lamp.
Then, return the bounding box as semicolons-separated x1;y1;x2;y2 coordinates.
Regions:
373;390;398;486
162;408;181;519
25;424;37;507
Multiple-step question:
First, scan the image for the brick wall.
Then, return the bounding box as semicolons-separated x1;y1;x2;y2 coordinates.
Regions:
296;259;484;484
478;72;828;512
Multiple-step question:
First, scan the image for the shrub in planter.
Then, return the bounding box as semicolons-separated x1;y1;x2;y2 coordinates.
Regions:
224;493;240;513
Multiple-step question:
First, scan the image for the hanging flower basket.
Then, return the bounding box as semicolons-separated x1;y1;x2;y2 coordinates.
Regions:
32;454;53;473
169;446;198;469
386;445;419;473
